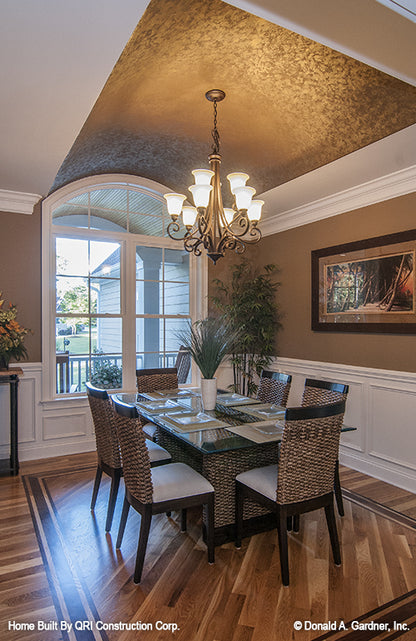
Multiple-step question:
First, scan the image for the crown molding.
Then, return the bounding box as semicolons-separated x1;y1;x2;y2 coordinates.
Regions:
0;189;41;215
261;164;416;237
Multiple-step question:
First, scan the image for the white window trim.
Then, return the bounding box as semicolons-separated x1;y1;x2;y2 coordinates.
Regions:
42;174;208;402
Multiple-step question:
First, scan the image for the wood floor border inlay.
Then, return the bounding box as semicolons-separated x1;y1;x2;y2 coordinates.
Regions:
313;589;416;640
20;463;416;641
22;470;109;641
341;489;416;531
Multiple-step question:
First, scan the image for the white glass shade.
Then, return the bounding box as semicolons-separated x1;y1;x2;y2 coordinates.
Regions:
189;184;212;208
223;208;235;225
247;200;264;222
182;206;198;227
164;193;186;218
192;169;214;185
227;172;249;194
234;186;256;210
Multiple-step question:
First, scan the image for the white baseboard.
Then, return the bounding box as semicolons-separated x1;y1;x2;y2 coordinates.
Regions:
339;449;416;494
19;439;96;462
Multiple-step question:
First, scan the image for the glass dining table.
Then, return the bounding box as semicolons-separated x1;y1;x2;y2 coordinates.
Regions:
113;389;286;544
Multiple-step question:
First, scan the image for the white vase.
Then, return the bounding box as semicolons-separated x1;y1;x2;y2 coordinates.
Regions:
200;378;217;411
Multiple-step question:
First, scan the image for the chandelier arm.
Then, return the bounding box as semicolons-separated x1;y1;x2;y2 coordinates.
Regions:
167;220;186;240
243;226;263;243
183;234;204;256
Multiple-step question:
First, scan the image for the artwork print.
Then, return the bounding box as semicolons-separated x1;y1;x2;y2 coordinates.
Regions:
325;252;414;315
311;230;416;333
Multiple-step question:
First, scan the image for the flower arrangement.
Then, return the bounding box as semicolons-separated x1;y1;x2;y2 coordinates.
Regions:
0;292;31;369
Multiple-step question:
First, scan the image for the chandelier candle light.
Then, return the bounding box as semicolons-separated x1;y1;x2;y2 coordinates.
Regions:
164;90;263;264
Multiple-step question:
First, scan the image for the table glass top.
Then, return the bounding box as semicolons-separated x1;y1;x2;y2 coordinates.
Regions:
113;390;355;455
113;391;278;454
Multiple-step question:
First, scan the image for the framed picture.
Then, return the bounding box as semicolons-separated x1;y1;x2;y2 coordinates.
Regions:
311;229;416;333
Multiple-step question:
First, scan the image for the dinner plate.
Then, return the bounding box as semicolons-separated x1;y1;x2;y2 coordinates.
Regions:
216;393;260;406
142;388;199;400
167;412;214;426
239;403;286;419
247;420;285;434
137;399;186;413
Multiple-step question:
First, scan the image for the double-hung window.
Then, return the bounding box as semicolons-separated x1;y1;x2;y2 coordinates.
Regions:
42;177;206;398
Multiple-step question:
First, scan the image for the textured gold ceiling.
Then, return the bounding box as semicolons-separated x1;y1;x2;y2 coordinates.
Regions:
51;0;416;199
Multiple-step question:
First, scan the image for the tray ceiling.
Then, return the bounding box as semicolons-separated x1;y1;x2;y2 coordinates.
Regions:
51;0;416;200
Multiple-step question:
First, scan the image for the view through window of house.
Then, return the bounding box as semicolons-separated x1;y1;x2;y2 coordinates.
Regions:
51;185;192;395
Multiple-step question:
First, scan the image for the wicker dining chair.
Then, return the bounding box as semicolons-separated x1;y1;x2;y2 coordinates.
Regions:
136;367;179;440
301;378;349;406
257;370;292;407
301;378;349;517
235;400;346;586
175;346;191;384
86;382;171;532
111;396;215;583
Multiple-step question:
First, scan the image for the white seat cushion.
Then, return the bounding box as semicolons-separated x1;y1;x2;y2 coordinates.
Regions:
236;464;278;502
143;422;157;440
151;462;214;504
146;440;171;463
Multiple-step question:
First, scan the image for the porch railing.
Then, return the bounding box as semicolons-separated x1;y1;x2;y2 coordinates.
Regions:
56;352;177;394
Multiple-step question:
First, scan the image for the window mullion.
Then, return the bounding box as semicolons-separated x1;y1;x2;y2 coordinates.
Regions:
122;239;137;391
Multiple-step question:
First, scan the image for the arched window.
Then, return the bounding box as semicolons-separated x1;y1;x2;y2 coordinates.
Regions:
42;176;207;399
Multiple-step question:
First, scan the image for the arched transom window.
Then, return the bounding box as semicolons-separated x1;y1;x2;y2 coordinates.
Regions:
42;177;206;398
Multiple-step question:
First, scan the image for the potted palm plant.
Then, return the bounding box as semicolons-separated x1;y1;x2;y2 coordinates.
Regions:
176;317;238;410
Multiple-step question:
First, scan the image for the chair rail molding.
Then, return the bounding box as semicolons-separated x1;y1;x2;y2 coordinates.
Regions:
0;189;41;215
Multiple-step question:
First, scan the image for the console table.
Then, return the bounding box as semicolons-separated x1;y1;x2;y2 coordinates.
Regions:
0;368;22;476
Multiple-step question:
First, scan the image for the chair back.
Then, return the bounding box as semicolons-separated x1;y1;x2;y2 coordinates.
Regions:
301;378;349;406
277;401;346;505
175;346;191;384
257;370;292;407
136;367;178;394
111;397;153;503
86;382;121;469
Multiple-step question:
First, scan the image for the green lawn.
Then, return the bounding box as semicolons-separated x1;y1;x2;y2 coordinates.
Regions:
56;331;96;354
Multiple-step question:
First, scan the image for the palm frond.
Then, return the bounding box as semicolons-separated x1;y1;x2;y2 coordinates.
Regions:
175;317;239;379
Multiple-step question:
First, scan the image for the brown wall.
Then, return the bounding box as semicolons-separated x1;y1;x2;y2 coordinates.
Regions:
209;192;416;373
0;201;42;362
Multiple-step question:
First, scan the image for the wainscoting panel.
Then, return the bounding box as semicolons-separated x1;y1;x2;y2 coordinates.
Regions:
16;363;96;462
368;384;416;471
11;360;416;493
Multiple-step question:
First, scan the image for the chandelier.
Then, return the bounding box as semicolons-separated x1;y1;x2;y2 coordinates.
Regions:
164;90;263;264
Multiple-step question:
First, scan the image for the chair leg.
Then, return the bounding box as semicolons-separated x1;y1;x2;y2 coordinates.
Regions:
277;508;290;586
286;516;293;531
325;502;341;566
116;496;130;549
206;494;215;564
134;505;152;584
293;515;300;532
105;471;121;532
334;460;344;516
90;465;103;510
181;508;187;532
235;482;244;548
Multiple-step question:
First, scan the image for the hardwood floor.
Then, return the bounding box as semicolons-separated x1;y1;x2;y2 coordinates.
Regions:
1;454;415;641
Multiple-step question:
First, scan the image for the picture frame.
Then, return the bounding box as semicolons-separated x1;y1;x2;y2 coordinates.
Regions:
311;229;416;333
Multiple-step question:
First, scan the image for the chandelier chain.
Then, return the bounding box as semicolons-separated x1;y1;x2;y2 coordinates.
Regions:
211;99;220;155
